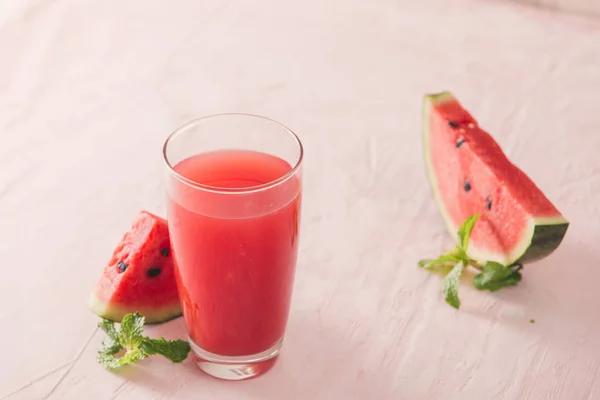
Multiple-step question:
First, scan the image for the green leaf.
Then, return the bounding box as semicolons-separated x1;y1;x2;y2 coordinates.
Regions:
442;261;464;309
98;347;148;369
99;337;122;356
118;348;148;366
98;319;119;341
98;319;122;355
473;262;522;292
418;253;462;269
457;214;480;251
97;351;122;369
141;337;191;363
119;312;145;350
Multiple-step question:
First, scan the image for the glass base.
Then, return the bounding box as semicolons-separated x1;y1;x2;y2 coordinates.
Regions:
190;338;282;381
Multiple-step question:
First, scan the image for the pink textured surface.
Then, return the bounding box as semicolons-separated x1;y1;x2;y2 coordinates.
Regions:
513;0;600;17
1;0;599;399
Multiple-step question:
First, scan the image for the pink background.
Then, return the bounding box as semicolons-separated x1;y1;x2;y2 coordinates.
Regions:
1;0;599;399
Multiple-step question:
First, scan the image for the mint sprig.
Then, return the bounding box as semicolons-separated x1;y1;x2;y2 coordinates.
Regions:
97;312;191;369
473;262;522;292
419;214;524;309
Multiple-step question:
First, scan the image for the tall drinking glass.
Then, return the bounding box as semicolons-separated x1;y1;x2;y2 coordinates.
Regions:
162;114;303;381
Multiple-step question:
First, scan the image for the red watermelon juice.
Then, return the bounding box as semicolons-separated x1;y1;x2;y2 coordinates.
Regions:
166;150;301;361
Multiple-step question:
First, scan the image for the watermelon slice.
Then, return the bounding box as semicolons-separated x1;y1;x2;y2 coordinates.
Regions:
422;91;569;265
88;211;182;324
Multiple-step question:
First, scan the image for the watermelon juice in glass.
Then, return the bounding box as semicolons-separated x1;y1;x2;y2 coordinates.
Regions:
162;114;303;380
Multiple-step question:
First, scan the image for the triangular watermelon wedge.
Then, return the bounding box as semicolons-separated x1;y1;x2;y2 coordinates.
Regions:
422;91;569;265
88;211;182;324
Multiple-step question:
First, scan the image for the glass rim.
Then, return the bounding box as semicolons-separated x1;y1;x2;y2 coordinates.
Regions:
162;113;304;195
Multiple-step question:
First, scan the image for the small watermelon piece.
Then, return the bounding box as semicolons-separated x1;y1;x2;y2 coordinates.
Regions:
422;91;569;265
88;211;182;324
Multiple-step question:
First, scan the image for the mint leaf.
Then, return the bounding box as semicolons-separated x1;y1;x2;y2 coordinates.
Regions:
99;338;122;356
98;351;122;369
418;253;462;269
98;320;122;355
98;348;148;369
118;347;148;366
99;319;119;341
141;337;191;363
474;262;522;292
457;214;480;251
442;261;464;309
119;312;145;350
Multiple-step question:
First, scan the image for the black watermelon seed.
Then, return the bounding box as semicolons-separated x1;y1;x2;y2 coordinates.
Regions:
464;180;472;192
456;137;465;148
147;267;162;278
161;247;170;257
117;261;128;273
486;198;492;210
448;121;460;128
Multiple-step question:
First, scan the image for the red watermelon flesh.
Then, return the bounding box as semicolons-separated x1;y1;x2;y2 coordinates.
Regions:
88;210;182;324
423;91;568;265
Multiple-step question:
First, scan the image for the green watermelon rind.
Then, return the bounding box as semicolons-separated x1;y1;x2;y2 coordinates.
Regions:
88;292;182;325
422;91;569;266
